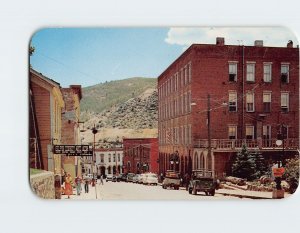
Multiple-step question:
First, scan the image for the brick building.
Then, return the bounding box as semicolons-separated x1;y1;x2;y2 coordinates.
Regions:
61;85;82;178
29;69;65;174
123;138;159;174
158;38;299;177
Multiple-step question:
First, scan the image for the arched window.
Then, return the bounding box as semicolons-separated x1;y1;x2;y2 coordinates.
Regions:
200;153;205;169
194;152;198;170
107;166;111;174
207;153;212;170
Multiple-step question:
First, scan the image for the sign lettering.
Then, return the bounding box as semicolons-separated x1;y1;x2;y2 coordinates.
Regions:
53;145;93;156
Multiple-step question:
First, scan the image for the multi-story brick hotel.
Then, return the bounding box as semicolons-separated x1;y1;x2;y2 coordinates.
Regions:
158;37;299;177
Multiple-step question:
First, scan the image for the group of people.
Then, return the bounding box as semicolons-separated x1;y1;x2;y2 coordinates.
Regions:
63;173;99;198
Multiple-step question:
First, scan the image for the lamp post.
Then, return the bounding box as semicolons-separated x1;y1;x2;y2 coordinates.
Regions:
92;124;98;179
273;124;286;199
170;151;179;172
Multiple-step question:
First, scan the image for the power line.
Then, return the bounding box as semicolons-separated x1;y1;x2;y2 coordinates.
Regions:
34;51;99;81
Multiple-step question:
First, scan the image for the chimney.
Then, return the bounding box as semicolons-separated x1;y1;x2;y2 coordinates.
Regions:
216;37;225;46
287;40;293;48
254;40;263;47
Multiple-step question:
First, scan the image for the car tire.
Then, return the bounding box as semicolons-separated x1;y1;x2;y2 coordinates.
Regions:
210;190;215;196
188;188;192;194
205;191;208;196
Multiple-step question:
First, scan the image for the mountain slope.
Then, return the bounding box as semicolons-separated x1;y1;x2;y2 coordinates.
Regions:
81;77;157;115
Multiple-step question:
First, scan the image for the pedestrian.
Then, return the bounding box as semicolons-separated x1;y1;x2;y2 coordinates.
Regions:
64;173;73;199
100;175;104;185
75;175;82;195
84;178;89;193
91;178;96;187
184;173;190;191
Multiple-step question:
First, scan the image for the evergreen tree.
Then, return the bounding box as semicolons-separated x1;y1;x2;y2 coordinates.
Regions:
232;144;256;181
252;151;269;178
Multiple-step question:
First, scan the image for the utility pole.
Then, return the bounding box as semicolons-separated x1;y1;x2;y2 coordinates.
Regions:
207;94;211;166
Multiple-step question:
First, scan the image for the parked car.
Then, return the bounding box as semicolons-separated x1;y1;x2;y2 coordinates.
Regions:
106;174;116;182
115;174;122;182
162;170;180;190
188;169;219;196
143;173;158;185
138;174;145;184
121;173;128;182
132;174;140;183
126;173;135;182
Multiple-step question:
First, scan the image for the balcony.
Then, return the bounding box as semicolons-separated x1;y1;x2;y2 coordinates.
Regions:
193;138;299;151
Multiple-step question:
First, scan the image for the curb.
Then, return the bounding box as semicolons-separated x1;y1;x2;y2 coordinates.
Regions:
216;191;271;199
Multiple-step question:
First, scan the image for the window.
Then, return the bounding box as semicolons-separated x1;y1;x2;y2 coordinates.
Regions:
263;125;271;139
229;92;237;112
108;154;111;163
281;64;289;83
246;92;255;112
246;63;255;82
100;154;104;163
264;63;272;82
118;154;120;162
281;92;289;112
228;126;237;139
246;125;254;139
229;63;237;82
263;92;271;112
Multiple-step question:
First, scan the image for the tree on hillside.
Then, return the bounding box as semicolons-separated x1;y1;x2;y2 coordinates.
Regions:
232;144;256;181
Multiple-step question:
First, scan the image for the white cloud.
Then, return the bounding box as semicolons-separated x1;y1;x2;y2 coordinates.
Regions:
165;27;299;47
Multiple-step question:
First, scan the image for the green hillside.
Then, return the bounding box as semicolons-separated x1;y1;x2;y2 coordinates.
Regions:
80;77;157;115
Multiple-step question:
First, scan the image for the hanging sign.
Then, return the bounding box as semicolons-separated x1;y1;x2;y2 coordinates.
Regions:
53;145;93;156
272;167;285;177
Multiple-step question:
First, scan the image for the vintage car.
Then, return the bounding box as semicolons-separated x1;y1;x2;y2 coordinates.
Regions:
162;170;181;190
188;170;219;196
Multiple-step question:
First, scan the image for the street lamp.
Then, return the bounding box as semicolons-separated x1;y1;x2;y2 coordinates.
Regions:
92;124;98;179
170;151;179;172
273;124;287;198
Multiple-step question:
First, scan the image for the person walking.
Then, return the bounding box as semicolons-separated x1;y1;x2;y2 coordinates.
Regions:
75;175;82;195
64;173;73;199
84;178;89;193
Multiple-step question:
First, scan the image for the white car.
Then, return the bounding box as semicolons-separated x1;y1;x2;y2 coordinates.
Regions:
143;173;158;185
138;174;144;184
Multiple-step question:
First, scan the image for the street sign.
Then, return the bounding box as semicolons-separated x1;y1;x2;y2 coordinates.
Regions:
53;145;93;156
272;167;285;177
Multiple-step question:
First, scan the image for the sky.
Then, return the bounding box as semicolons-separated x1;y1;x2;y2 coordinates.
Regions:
30;27;298;88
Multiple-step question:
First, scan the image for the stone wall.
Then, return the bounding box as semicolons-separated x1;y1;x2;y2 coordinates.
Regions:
30;171;55;199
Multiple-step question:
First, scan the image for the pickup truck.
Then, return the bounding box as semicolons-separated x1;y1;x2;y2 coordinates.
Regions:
162;170;181;190
188;170;219;196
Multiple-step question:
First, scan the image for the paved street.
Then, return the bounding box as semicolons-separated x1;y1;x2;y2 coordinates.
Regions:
61;181;262;200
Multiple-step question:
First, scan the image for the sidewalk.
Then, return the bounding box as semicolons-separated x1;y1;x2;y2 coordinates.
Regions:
216;188;291;199
61;183;100;200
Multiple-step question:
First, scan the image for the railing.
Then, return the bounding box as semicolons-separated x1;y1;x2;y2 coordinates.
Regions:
194;138;299;150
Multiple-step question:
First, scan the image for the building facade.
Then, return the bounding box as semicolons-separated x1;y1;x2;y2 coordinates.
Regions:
123;138;159;174
158;38;299;177
61;85;83;178
94;147;124;177
29;69;65;174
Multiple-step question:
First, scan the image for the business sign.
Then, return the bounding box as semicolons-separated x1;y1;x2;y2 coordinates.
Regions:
272;167;285;177
53;145;93;156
